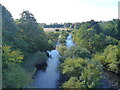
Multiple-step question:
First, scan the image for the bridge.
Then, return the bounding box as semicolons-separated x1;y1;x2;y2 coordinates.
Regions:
43;28;72;32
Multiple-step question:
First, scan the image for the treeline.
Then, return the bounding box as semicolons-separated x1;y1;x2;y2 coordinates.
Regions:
40;22;88;29
2;5;59;88
40;23;73;28
72;20;120;73
57;19;120;88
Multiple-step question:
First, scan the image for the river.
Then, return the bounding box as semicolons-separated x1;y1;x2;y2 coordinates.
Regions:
30;33;74;88
30;50;60;88
66;33;75;48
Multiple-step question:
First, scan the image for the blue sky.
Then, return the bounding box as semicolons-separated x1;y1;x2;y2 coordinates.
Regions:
1;0;119;24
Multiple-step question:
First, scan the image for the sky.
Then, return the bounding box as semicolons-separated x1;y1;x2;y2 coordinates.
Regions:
1;0;119;24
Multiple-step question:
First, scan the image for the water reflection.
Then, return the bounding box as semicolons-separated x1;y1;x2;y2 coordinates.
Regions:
30;50;60;88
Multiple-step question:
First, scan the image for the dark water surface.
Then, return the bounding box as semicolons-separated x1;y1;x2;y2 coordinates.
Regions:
30;50;60;88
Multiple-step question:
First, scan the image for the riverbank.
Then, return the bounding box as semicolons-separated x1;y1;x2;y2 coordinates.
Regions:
57;33;120;89
29;50;60;88
101;69;120;89
22;51;48;78
29;31;69;88
57;33;75;88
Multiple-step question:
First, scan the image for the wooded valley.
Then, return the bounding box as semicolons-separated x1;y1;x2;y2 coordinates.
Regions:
1;4;120;89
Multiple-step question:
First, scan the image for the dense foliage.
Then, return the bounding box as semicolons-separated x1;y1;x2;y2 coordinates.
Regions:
58;46;102;88
2;46;32;88
58;19;120;88
2;4;120;89
72;19;120;74
40;23;73;28
16;11;49;52
72;20;118;53
58;31;69;45
46;32;59;49
2;6;19;47
93;44;119;73
2;5;50;88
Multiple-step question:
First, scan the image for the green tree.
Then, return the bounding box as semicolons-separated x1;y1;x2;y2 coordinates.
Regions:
17;10;49;52
118;20;120;40
58;35;66;44
79;62;102;88
2;5;19;46
64;46;91;59
3;65;32;88
2;46;23;68
2;46;32;88
93;45;119;73
57;45;67;56
62;77;82;88
61;58;87;77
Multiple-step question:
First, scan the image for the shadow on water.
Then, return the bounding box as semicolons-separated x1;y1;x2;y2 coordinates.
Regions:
29;50;60;88
35;62;48;71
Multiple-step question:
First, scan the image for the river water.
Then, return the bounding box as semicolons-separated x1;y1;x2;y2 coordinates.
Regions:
66;33;75;48
30;33;74;88
30;50;60;88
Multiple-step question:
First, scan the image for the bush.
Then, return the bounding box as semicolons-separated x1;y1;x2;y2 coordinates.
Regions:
93;45;119;73
62;77;82;88
61;58;87;77
2;45;32;88
64;46;91;59
57;45;67;56
79;60;102;88
2;45;23;68
22;51;47;72
3;65;32;88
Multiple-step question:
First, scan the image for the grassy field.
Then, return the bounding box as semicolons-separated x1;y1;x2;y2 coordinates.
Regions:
43;28;68;32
